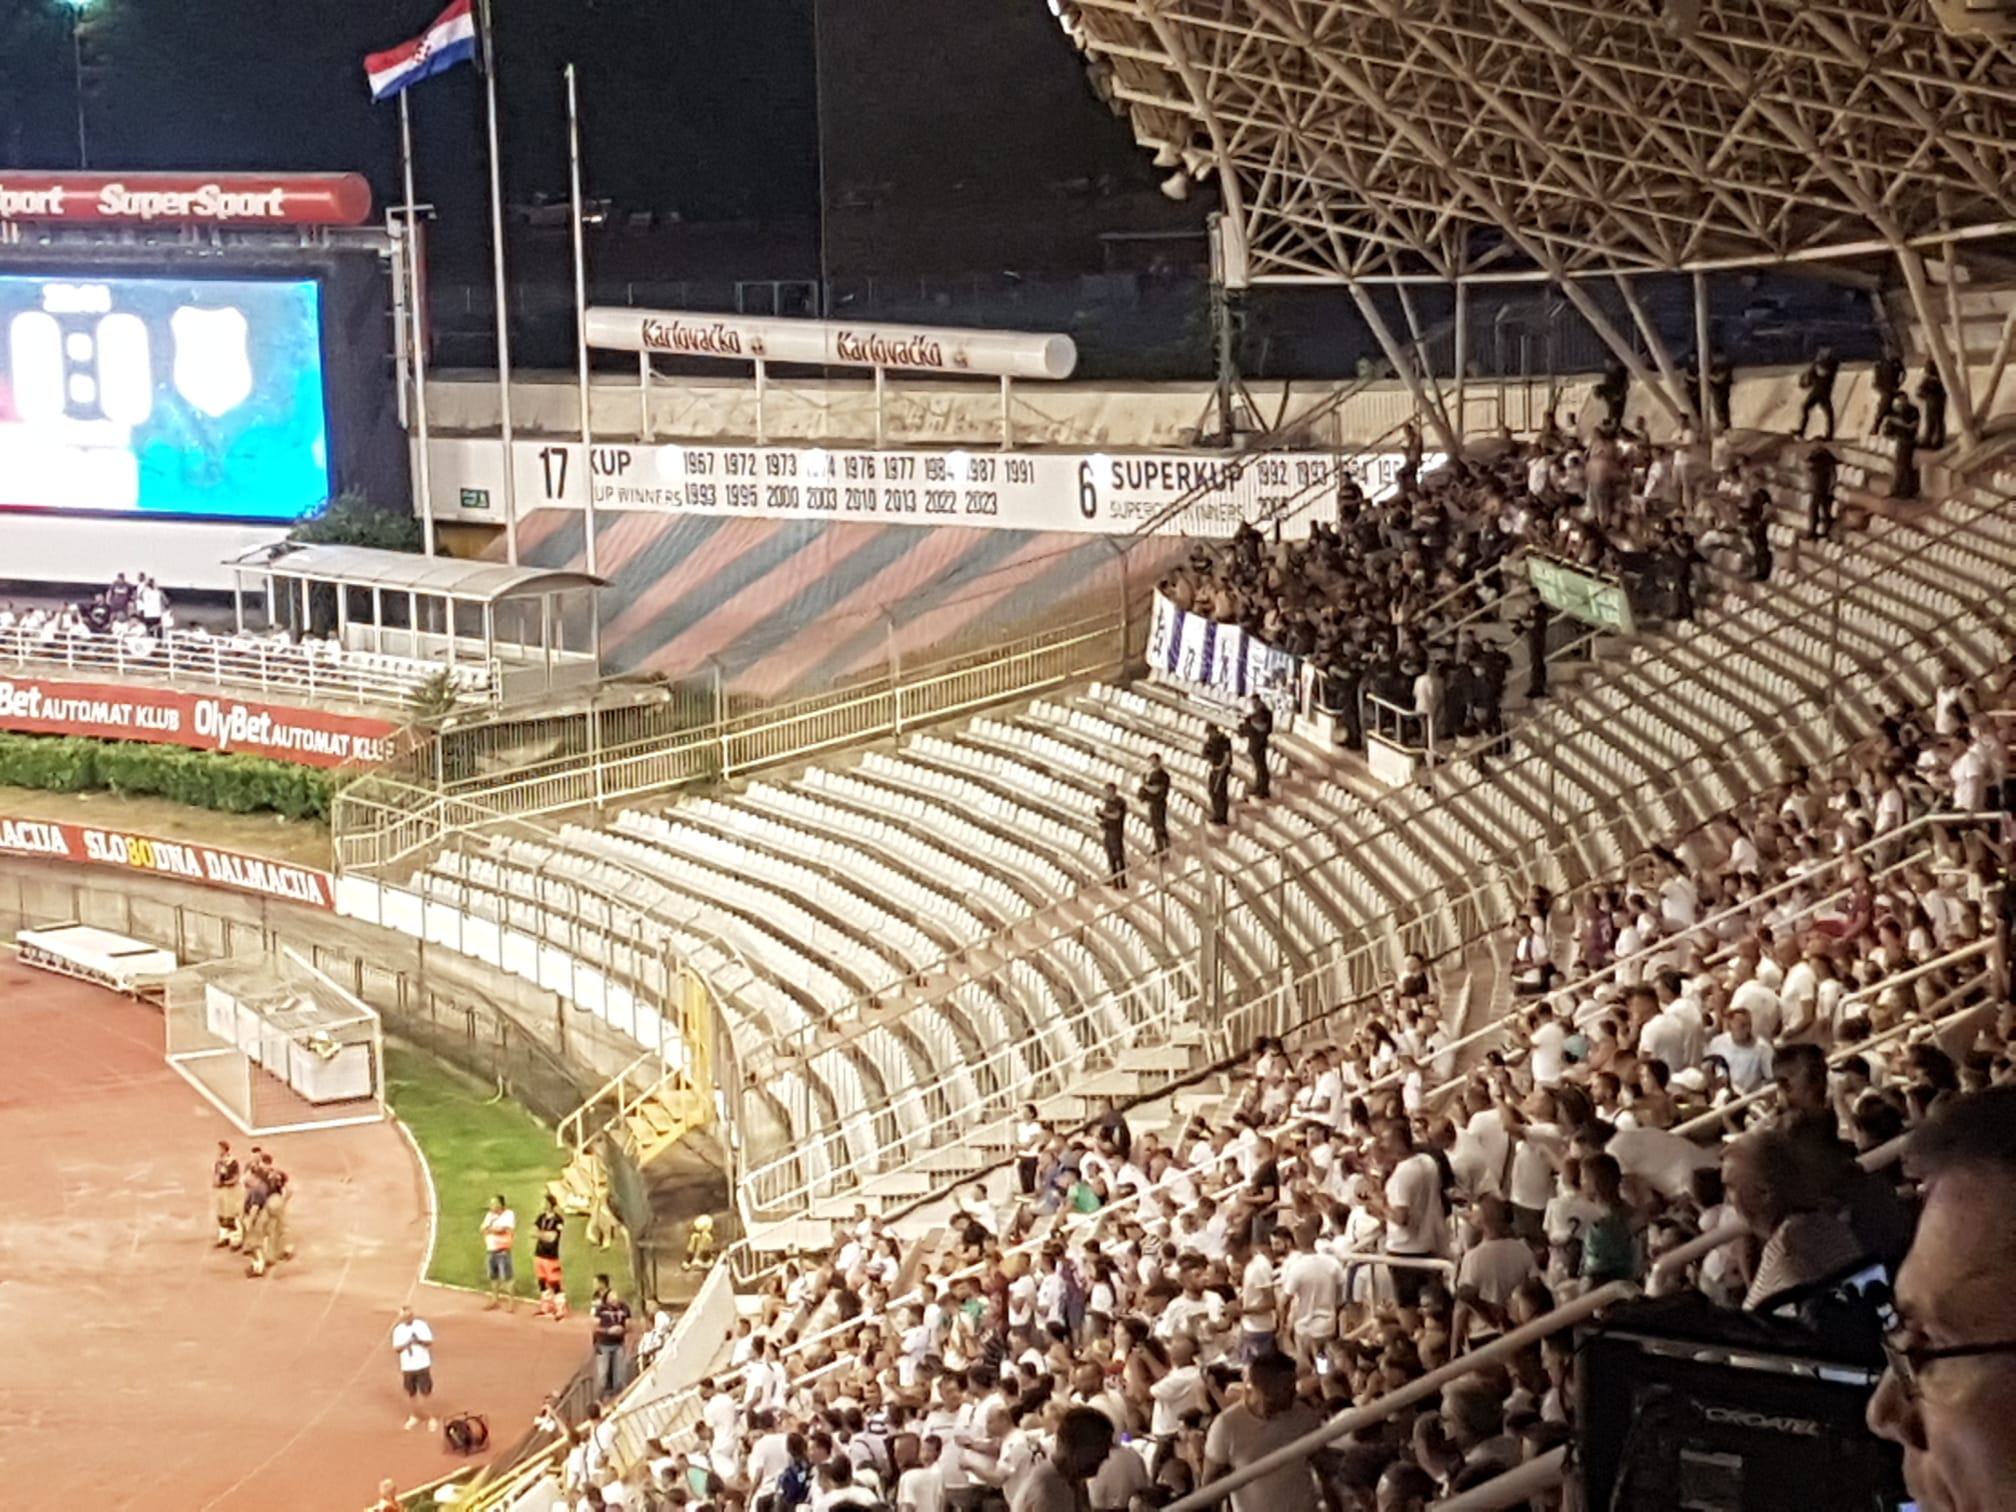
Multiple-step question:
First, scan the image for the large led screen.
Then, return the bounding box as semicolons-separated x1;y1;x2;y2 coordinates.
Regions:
0;273;331;521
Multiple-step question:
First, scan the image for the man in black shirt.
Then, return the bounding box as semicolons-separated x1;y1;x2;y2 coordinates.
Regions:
1707;350;1733;431
1240;696;1273;800
1806;442;1839;541
534;1193;568;1320
1917;360;1947;450
1136;755;1171;856
592;1275;632;1396
1796;347;1839;439
1872;353;1904;436
1203;724;1233;826
81;595;112;635
1096;782;1129;890
1884;398;1922;501
1744;486;1775;583
1595;361;1628;430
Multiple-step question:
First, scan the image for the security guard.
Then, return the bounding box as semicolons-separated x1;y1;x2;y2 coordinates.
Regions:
1203;723;1233;826
1240;696;1274;800
1137;754;1172;855
1096;782;1129;889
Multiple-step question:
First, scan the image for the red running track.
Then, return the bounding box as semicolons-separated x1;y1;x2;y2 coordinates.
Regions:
0;958;587;1510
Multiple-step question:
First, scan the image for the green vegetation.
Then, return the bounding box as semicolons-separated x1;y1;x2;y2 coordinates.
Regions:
289;489;426;552
384;1044;633;1308
0;734;339;820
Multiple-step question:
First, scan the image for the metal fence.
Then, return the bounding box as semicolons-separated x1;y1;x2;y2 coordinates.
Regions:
0;626;486;712
335;611;1144;873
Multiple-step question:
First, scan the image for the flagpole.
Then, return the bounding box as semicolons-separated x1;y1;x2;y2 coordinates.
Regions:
399;90;438;558
477;0;520;565
565;63;596;581
565;62;601;678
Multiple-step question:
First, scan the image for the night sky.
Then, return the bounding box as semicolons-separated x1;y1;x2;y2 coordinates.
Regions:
0;1;1169;263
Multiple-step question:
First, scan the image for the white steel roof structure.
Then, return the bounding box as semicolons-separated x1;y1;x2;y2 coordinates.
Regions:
1053;0;2016;282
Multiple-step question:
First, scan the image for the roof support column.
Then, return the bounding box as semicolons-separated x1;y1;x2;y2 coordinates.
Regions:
1394;279;1456;444
1549;277;1689;432
1345;280;1460;458
1896;245;1981;449
1612;274;1699;432
1692;272;1715;437
1974;306;2016;440
1942;231;1976;425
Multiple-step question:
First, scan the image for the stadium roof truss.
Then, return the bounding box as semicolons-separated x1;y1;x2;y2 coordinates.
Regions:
1055;0;2016;444
1057;0;2016;281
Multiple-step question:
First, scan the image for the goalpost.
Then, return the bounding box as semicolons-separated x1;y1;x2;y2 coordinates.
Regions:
163;947;387;1136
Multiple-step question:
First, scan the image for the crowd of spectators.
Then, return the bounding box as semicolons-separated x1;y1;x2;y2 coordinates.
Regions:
1154;409;1785;754
0;572;486;697
531;644;2011;1512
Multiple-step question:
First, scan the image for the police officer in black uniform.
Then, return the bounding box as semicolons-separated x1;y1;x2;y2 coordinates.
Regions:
1203;723;1233;826
1137;755;1172;856
1240;696;1274;800
1096;782;1129;888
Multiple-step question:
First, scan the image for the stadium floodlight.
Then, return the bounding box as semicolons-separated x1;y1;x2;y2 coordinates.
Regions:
1160;171;1192;202
1151;142;1182;169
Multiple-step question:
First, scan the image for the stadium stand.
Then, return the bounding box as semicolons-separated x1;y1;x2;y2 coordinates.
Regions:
339;435;2016;1237
435;581;2010;1507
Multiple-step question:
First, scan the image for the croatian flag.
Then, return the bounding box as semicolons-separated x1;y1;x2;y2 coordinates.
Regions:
365;0;479;102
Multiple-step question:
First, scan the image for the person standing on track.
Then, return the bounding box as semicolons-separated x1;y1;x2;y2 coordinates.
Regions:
392;1305;438;1432
1203;723;1233;826
1137;753;1172;856
247;1151;292;1277
534;1193;568;1321
1096;782;1129;890
481;1194;517;1311
237;1153;273;1266
210;1141;241;1249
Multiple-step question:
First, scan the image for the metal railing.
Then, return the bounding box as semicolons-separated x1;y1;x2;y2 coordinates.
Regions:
334;611;1140;872
0;624;492;710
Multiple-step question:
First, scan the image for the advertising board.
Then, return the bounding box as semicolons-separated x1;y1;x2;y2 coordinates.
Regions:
0;815;333;908
427;438;1440;537
0;272;331;520
0;676;400;767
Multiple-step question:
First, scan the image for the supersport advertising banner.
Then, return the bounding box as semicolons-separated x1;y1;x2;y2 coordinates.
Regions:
0;676;400;767
0;815;333;909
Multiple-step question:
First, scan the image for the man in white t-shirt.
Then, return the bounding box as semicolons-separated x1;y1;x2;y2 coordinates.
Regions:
1234;1237;1278;1360
1527;1003;1568;1087
480;1195;517;1311
1453;1196;1537;1346
1277;1224;1346;1363
1203;1352;1326;1512
392;1305;438;1432
1728;967;1783;1043
897;1438;947;1512
1705;1006;1775;1093
1376;1118;1449;1309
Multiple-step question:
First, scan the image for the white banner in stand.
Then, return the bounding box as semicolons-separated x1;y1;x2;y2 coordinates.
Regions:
1146;592;1304;721
427;437;1426;538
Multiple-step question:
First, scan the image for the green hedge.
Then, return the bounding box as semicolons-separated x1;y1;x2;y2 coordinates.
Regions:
0;735;339;821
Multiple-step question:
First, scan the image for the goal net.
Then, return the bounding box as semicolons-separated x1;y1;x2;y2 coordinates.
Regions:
164;947;386;1135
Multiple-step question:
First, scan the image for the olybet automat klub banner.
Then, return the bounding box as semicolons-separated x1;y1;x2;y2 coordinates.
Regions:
0;676;400;767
